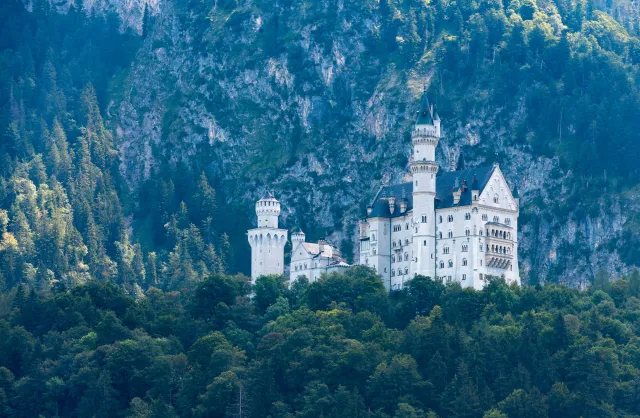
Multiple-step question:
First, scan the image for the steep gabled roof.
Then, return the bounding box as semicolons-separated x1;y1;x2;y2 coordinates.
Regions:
366;165;496;217
435;166;495;209
367;182;414;218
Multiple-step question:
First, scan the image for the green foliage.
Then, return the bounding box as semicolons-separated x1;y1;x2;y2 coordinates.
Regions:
0;273;638;416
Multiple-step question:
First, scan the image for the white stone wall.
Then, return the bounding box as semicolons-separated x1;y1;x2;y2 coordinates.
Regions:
290;244;349;284
248;228;288;282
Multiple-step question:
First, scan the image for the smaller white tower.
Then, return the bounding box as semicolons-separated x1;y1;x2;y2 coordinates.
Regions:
247;192;288;282
291;230;306;246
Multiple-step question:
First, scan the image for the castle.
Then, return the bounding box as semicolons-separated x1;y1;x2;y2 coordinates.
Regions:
249;89;520;290
247;193;349;283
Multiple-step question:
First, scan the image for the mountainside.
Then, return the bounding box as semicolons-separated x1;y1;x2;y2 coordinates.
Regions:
2;0;640;289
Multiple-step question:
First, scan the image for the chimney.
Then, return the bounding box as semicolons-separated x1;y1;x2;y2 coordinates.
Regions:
388;196;396;215
452;177;461;205
400;198;408;213
359;221;368;238
318;239;326;254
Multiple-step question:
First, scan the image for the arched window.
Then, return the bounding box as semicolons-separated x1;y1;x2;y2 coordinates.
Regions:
465;229;470;236
465;213;471;220
391;270;395;277
406;223;409;230
391;255;395;262
398;269;402;275
444;246;450;254
404;253;409;261
439;216;443;223
438;232;442;239
482;214;488;221
448;215;453;222
462;258;468;266
405;239;409;246
493;195;499;204
393;241;396;248
448;231;453;238
439;261;445;268
404;268;409;274
462;244;468;252
421;215;427;223
448;260;453;268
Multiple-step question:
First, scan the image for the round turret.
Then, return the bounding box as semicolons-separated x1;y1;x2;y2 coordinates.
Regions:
291;230;306;245
256;192;281;228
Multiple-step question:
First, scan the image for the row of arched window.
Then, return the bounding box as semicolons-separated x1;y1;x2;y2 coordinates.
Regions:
487;244;511;254
391;253;410;263
391;267;410;277
438;258;468;268
392;239;410;248
487;229;512;240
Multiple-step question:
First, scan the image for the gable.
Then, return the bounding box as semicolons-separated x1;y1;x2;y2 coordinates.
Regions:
478;166;517;210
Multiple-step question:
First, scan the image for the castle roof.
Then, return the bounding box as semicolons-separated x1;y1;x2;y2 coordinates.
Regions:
435;165;495;208
415;90;434;126
366;165;496;218
259;191;278;201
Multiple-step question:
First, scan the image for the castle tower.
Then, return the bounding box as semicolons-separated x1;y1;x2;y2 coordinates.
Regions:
247;192;288;282
291;230;306;246
411;88;440;279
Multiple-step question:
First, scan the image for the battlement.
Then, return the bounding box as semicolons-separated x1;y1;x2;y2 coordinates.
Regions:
410;160;439;174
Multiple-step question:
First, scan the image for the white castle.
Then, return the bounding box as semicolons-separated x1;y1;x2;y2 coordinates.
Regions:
249;89;520;290
247;193;349;283
359;90;520;290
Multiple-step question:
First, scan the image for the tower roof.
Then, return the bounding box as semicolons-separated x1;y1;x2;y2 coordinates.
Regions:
259;191;278;201
471;175;479;190
415;88;434;126
365;165;497;217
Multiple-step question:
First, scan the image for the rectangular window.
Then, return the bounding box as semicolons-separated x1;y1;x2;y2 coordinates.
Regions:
423;240;427;246
462;274;466;280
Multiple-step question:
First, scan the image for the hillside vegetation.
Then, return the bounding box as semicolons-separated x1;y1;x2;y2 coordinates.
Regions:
1;0;640;288
2;270;640;417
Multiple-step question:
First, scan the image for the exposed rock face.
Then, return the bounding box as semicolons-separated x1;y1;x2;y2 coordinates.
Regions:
22;0;159;33
31;0;640;285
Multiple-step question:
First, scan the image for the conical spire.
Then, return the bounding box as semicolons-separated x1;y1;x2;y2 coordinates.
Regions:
471;175;479;190
415;87;434;126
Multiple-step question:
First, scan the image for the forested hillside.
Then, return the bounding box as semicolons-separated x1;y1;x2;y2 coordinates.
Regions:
2;0;640;289
2;271;640;417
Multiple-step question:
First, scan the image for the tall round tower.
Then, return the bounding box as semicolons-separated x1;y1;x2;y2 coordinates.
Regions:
411;88;440;279
247;192;288;282
256;192;281;228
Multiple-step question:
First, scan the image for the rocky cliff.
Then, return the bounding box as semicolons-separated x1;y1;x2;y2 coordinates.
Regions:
29;0;640;285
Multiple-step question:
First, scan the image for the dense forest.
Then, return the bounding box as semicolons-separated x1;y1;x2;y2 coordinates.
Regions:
2;270;640;417
3;0;640;416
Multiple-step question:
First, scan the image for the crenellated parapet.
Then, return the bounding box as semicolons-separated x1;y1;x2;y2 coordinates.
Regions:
411;127;439;146
410;160;439;175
